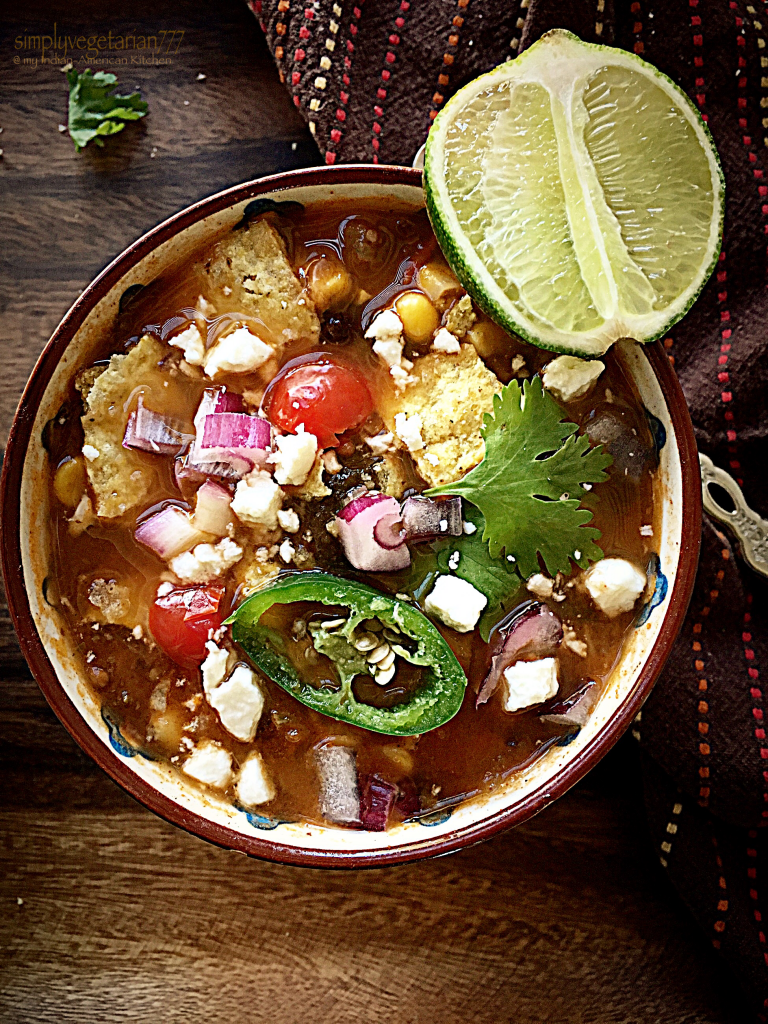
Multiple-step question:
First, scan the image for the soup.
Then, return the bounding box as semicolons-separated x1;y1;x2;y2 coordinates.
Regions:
45;199;658;830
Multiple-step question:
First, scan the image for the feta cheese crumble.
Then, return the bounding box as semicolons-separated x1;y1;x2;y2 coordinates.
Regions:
431;328;461;354
394;411;425;452
237;752;276;807
462;520;477;535
279;539;296;564
169;538;243;584
365;309;415;389
424;575;488;633
526;573;554;600
365;431;396;455
169;324;205;367
204;326;275;378
584;557;646;618
182;740;233;789
542;355;605;403
232;469;284;529
82;444;100;462
277;508;300;533
208;664;265;742
201;641;229;695
503;658;559;712
269;424;318;486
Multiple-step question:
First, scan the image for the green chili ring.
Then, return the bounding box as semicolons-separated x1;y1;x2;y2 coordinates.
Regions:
227;571;468;736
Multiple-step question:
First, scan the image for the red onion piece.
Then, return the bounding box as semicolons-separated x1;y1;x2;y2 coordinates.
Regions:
540;681;597;728
360;775;398;832
476;603;563;707
193;388;244;433
174;455;246;489
335;494;410;572
401;495;462;540
123;397;189;456
134;504;210;560
194;413;270;472
192;480;233;536
373;513;405;550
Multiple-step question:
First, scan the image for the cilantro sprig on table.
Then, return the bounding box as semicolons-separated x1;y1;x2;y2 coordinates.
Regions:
66;68;147;152
427;376;612;579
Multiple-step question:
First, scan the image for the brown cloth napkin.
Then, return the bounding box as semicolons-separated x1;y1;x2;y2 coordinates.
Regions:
249;0;768;1010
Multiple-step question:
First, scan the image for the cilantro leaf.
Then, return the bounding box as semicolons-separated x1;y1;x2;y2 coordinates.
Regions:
435;507;523;642
427;376;612;578
66;68;147;152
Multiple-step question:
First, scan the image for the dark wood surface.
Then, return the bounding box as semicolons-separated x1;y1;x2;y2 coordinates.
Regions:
0;3;745;1021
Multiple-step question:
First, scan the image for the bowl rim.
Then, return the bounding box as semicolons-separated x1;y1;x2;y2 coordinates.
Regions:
0;163;702;869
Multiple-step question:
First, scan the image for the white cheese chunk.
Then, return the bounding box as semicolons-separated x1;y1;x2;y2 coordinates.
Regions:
237;752;276;807
503;657;559;712
394;411;425;452
584;557;646;617
424;574;487;633
365;309;404;352
277;508;300;533
203;326;275;378
208;664;265;742
82;444;100;461
169;324;206;367
431;328;461;354
182;740;233;789
279;539;296;564
542;355;605;402
201;641;229;695
231;469;284;529
526;572;554;599
365;431;395;455
365;309;415;389
269;424;318;486
169;537;243;584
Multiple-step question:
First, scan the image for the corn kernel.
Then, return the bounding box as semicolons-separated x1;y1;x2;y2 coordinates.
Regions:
53;456;87;509
395;291;439;345
306;256;354;311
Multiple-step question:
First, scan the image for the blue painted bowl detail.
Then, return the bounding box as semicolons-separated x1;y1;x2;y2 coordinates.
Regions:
636;552;669;627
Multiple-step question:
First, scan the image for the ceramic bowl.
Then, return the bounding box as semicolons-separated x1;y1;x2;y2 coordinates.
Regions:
0;165;701;867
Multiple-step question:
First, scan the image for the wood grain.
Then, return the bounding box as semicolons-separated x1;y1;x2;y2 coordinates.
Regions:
0;2;745;1021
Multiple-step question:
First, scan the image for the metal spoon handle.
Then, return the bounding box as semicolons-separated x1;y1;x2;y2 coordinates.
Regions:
700;453;768;578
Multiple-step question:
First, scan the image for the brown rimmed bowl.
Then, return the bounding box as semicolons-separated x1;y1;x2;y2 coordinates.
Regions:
0;165;701;868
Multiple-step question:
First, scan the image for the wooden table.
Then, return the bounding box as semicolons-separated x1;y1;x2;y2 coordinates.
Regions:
0;3;746;1020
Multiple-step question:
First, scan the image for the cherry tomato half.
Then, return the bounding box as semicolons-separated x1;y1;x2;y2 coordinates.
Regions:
262;353;374;448
148;585;226;670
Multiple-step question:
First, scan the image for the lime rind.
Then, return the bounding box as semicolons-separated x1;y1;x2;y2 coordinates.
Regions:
424;29;725;357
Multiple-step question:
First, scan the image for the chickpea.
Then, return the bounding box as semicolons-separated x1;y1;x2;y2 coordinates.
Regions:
395;291;439;346
53;456;87;509
466;319;510;359
149;709;185;752
305;255;354;312
417;262;462;311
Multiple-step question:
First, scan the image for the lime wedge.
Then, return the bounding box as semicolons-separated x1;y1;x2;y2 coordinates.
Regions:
424;30;724;356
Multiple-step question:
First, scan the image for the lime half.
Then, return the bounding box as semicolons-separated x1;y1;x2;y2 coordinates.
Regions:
424;30;724;357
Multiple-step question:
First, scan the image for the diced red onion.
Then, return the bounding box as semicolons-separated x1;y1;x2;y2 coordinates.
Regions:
134;504;210;560
395;778;420;819
540;681;598;728
335;493;410;572
360;775;398;832
174;454;245;489
192;480;232;536
201;412;271;456
316;745;360;825
123;397;188;456
193;388;244;433
373;513;405;550
401;495;462;540
476;602;563;707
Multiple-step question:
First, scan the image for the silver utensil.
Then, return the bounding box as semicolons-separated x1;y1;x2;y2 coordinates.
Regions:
700;453;768;578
